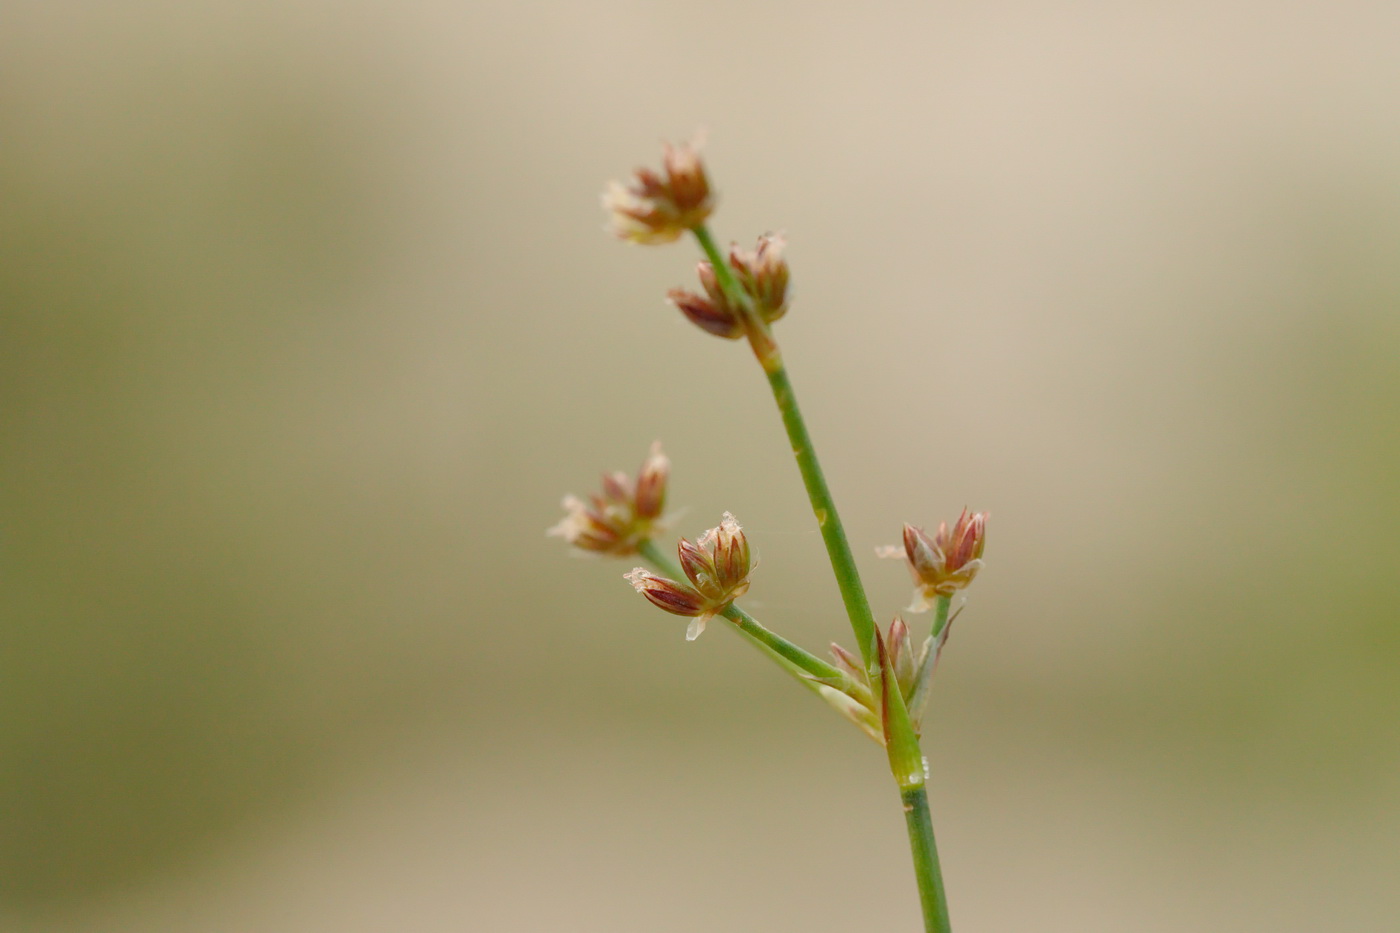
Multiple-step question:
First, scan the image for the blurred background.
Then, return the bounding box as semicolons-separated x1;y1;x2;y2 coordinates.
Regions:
3;2;1398;930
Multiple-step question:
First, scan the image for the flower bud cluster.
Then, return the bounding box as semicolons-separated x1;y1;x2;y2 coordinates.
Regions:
624;512;752;641
602;139;714;245
879;509;987;612
827;614;951;742
547;442;670;556
667;233;790;340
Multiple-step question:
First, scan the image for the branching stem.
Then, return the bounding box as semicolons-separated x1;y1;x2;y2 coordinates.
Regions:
685;223;950;932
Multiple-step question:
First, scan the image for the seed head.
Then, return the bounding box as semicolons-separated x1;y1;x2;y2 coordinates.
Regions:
666;234;791;340
622;512;754;641
602;138;714;245
548;442;671;556
879;509;988;611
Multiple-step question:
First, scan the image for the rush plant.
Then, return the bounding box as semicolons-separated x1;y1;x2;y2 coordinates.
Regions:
550;138;987;932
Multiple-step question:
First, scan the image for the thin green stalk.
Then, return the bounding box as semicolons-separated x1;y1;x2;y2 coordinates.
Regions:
902;786;952;933
759;356;880;672
691;225;744;305
931;594;952;641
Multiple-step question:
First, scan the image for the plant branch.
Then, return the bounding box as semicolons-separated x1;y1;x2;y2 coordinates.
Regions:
687;221;948;930
690;224;880;676
637;539;868;704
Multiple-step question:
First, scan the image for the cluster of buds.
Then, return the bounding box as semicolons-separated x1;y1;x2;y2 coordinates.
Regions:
824;614;957;743
624;512;752;641
879;510;988;612
547;442;670;556
602;139;714;245
667;234;790;340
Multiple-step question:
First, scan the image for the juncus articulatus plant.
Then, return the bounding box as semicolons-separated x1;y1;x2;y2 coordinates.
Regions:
554;137;988;932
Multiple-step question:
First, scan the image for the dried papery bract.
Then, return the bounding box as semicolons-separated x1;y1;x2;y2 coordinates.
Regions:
624;512;753;641
880;510;988;612
602;138;715;245
548;442;671;556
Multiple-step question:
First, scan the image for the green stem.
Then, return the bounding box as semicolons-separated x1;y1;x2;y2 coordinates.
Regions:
931;594;952;641
691;225;742;303
902;786;952;933
758;356;880;675
689;223;946;929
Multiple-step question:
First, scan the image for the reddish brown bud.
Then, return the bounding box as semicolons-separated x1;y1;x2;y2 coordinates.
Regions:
940;509;987;571
667;287;743;339
548;442;672;555
696;512;752;599
602;138;715;245
697;261;720;299
632;443;669;520
624;568;708;617
659;141;712;217
676;537;713;595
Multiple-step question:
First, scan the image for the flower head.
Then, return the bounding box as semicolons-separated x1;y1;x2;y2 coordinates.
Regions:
879;509;987;611
623;511;753;640
666;233;790;340
602;138;714;244
548;442;671;556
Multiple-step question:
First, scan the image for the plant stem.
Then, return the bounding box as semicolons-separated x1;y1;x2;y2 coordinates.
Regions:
758;354;880;673
902;785;952;933
931;594;952;641
689;222;947;930
690;225;879;674
691;225;742;303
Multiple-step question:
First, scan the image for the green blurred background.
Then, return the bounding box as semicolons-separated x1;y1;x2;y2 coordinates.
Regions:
3;2;1398;930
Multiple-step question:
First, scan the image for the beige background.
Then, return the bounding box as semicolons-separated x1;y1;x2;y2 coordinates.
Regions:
4;2;1398;930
